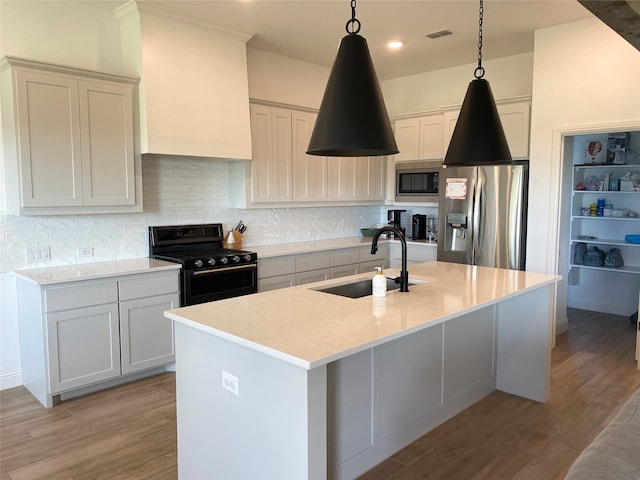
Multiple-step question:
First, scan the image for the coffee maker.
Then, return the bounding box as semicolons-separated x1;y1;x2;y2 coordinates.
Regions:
412;214;427;240
387;209;406;238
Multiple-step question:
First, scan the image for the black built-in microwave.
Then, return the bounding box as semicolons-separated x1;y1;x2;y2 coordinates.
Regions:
395;162;440;202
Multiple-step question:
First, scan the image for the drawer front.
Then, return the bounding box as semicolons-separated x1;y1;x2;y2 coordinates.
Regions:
119;272;179;301
360;259;388;272
330;249;358;267
258;257;296;278
360;245;384;263
45;281;118;312
296;252;330;272
295;268;330;285
330;264;359;279
258;274;296;292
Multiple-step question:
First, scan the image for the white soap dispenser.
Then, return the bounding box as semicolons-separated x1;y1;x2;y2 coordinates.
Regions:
372;267;387;297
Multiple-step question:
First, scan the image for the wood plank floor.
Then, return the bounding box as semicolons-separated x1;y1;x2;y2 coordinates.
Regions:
1;308;638;480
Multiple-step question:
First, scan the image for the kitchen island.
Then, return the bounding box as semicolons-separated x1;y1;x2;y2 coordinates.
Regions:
166;261;560;480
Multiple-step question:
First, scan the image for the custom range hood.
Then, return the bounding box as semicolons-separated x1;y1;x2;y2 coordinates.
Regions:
114;1;253;160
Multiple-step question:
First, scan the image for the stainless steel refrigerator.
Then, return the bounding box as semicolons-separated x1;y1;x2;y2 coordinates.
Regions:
437;161;528;271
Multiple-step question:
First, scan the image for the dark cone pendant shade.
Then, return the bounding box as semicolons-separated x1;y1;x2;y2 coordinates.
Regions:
307;34;398;157
443;79;512;166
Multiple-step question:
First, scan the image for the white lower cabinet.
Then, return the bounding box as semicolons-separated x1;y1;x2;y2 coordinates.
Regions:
17;269;179;407
296;268;331;285
389;242;437;268
258;256;296;292
119;294;178;374
258;244;389;292
330;264;359;279
47;303;121;393
328;305;496;478
259;274;296;292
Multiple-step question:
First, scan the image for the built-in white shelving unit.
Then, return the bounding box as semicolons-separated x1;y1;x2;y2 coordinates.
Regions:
570;164;640;275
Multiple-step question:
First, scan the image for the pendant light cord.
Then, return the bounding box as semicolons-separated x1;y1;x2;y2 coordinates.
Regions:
346;0;361;34
475;0;485;79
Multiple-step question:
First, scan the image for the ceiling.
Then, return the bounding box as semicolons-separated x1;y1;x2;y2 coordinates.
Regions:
102;0;600;80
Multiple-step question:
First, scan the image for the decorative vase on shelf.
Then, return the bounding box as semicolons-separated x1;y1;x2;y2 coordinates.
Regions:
613;147;626;165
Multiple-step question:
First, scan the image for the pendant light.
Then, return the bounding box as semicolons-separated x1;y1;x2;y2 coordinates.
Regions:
307;0;398;157
443;0;512;166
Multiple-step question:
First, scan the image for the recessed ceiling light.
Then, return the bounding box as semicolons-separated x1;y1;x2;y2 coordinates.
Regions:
387;41;404;49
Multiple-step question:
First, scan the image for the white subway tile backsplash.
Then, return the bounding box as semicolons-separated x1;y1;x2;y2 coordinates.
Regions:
0;156;389;274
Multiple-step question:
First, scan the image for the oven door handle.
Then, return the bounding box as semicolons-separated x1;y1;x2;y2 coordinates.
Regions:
191;264;257;276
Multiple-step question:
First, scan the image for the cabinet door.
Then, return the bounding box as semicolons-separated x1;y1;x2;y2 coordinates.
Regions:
497;103;530;159
419;114;445;160
443;110;459;153
292;111;328;201
79;81;135;206
250;105;292;203
330;264;359;279
328;157;358;201
119;293;179;374
296;268;331;285
15;69;83;207
394;118;420;161
444;103;530;159
357;156;385;200
46;303;121;393
258;274;296;292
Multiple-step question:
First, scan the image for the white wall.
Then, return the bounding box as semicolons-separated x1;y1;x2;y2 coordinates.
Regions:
528;17;640;329
381;52;534;116
248;48;329;109
0;0;124;72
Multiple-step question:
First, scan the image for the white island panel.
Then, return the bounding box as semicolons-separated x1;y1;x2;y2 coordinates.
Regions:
175;322;327;480
168;261;560;479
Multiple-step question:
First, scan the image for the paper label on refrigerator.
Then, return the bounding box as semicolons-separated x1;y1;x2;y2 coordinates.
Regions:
445;178;467;199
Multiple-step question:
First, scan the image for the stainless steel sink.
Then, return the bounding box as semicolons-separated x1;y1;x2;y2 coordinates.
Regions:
315;278;416;299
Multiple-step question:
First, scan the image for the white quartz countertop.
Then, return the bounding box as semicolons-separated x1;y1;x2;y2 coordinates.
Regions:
166;261;560;370
251;236;436;259
13;258;181;285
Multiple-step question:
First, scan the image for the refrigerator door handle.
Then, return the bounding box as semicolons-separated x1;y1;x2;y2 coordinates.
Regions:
471;168;484;265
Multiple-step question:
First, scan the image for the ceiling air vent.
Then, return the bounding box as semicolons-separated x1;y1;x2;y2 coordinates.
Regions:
424;29;453;40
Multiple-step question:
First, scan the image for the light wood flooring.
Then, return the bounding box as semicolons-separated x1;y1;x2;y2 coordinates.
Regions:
1;308;639;480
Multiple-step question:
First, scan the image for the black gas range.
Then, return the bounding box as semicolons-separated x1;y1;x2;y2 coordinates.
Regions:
149;224;258;306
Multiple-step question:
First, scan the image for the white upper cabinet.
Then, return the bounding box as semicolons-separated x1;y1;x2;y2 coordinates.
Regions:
250;104;293;203
443;100;531;160
496;102;531;160
248;103;385;206
394;113;445;162
356;157;385;201
115;2;252;160
292;111;328;202
1;57;141;215
328;157;358;202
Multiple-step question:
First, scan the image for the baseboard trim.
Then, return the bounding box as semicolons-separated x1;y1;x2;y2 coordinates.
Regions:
568;300;636;316
0;369;22;391
556;315;569;336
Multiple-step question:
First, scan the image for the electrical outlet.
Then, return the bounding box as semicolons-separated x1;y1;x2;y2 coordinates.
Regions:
25;247;37;262
222;371;239;396
39;246;50;261
79;247;94;258
25;246;50;262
